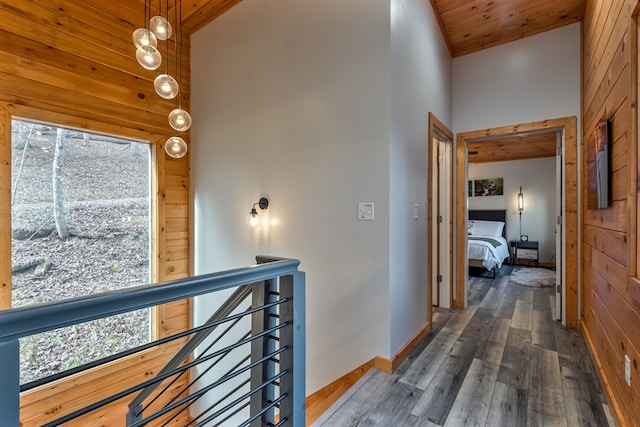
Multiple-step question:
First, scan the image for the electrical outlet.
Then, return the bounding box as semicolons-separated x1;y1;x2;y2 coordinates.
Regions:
625;355;631;387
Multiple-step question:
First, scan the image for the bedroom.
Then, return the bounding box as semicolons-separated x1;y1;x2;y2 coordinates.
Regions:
468;155;558;274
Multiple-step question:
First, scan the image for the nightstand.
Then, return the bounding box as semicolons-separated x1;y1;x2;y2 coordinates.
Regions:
510;240;539;267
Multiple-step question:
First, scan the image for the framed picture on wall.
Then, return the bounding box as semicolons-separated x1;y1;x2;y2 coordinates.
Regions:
586;118;610;209
474;178;504;197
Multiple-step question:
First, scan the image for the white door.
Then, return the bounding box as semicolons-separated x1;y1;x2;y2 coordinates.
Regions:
432;133;452;308
555;132;563;321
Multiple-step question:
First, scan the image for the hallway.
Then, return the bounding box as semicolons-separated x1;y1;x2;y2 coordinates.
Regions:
313;267;613;426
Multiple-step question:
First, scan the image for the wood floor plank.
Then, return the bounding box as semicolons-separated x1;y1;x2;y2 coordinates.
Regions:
474;317;511;365
486;381;528;427
555;325;596;381
527;346;567;427
400;327;460;390
444;358;499;426
497;327;532;390
410;338;476;424
494;288;518;319
445;305;478;333
531;308;557;351
562;374;611;427
315;369;393;426
361;380;423;425
511;299;532;331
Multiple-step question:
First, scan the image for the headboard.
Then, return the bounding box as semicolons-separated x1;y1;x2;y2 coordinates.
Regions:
468;209;507;239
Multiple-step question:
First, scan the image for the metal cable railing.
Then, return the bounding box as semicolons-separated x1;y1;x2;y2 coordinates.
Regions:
0;256;305;426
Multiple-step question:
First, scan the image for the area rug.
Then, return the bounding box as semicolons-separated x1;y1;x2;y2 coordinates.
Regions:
509;266;556;288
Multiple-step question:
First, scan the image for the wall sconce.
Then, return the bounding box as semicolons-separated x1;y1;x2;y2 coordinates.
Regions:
518;187;524;212
248;197;269;227
518;187;528;241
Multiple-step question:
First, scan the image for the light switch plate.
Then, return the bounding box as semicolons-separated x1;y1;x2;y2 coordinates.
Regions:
358;202;374;221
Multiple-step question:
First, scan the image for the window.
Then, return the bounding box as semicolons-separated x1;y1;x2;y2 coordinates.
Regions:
11;119;152;384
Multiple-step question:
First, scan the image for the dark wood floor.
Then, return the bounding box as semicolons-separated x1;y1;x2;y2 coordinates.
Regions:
312;267;614;426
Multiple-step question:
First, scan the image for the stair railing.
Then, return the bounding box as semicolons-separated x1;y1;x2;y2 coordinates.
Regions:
0;256;305;426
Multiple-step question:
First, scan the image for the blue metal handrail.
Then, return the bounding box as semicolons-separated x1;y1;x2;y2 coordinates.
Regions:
0;257;305;426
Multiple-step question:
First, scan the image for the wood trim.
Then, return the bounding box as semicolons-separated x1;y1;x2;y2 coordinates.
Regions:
632;3;640;280
305;360;375;426
0;105;10;310
428;113;454;312
375;320;432;373
455;117;579;327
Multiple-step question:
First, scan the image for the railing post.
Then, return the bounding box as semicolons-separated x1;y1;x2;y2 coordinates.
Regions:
0;339;21;426
250;278;278;426
279;271;306;426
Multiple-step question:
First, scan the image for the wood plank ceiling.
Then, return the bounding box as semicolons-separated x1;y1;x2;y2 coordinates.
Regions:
164;0;585;163
429;0;585;57
467;130;558;164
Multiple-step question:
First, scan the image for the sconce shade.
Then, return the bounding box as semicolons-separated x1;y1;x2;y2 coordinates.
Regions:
149;15;172;40
248;209;261;227
165;136;188;158
168;108;192;131
518;187;524;212
136;45;162;70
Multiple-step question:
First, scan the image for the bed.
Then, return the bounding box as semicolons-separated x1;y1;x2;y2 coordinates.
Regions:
468;210;510;277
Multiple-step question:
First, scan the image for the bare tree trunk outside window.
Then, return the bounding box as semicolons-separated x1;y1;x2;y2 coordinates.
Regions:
53;128;68;239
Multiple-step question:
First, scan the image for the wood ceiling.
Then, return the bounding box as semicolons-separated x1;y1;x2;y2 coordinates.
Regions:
429;0;585;57
467;130;558;164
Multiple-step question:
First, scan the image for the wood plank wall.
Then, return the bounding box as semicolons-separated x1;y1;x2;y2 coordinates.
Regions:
0;0;191;424
582;1;640;425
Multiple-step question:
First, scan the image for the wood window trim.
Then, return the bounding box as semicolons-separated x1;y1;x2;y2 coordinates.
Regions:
632;5;640;280
0;102;187;418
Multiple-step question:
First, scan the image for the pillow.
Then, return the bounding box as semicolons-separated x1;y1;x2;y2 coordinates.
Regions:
468;220;504;237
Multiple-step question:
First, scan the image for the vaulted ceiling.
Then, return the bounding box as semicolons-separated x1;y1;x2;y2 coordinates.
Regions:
178;0;585;163
181;0;585;57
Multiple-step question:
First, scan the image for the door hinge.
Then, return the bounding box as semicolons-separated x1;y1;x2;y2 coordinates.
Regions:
437;274;443;283
437;215;443;224
557;284;561;294
556;215;562;225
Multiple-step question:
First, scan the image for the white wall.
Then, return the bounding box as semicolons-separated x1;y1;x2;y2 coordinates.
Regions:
453;23;581;133
191;0;391;395
389;0;451;354
191;0;452;395
469;157;557;263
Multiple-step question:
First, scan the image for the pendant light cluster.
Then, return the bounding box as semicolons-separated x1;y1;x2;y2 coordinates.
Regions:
133;0;191;158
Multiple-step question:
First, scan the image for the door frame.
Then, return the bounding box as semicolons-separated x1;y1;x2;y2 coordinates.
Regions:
454;116;579;327
428;113;454;319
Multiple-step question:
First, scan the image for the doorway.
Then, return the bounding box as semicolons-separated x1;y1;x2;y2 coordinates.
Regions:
428;113;453;316
454;117;579;327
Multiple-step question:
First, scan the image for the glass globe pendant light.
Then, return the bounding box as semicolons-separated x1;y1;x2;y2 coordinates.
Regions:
168;108;192;131
149;16;172;40
165;136;188;158
132;28;157;48
154;74;179;99
136;45;162;70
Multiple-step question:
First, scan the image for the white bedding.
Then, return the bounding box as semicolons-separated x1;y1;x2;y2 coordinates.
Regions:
468;235;510;270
